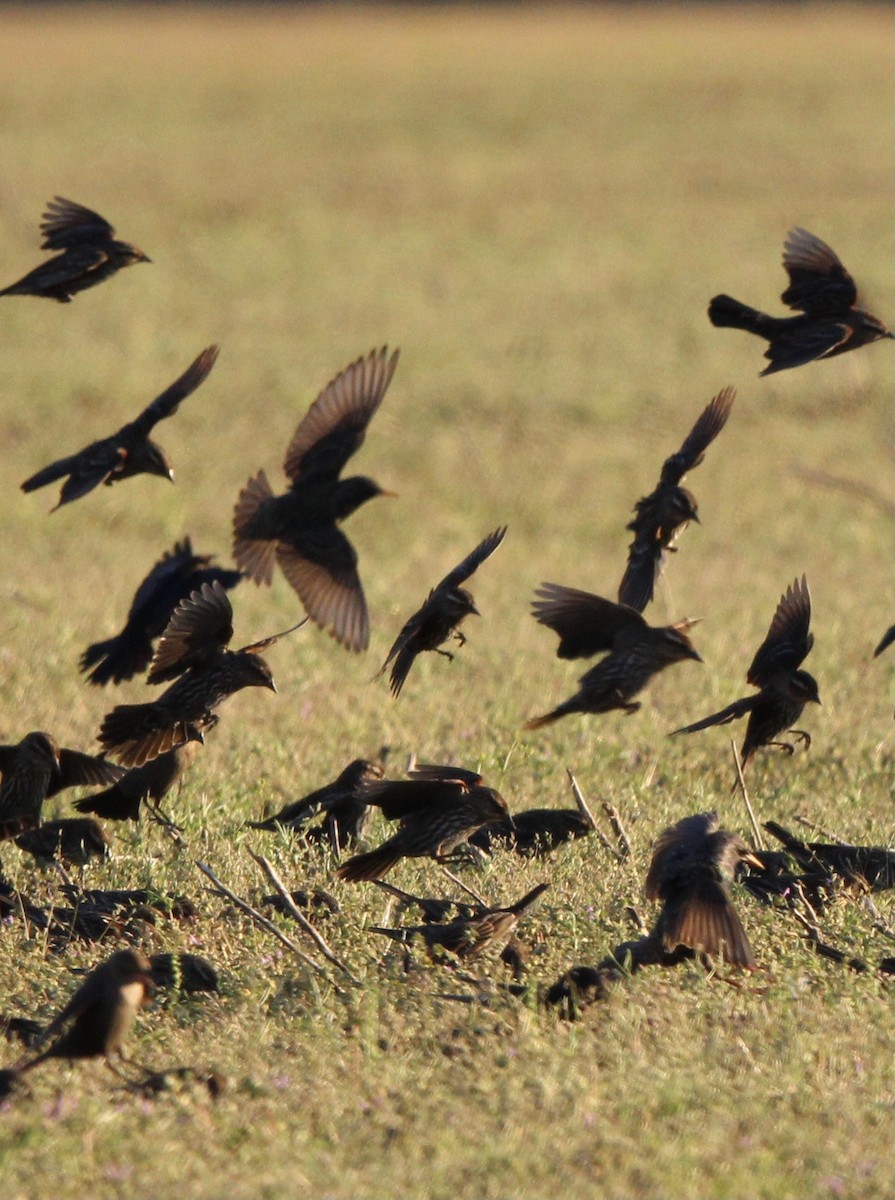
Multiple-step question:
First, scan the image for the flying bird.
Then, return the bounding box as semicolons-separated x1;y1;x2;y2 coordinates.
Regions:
618;389;735;612
524;584;701;730
22;346;219;511
671;575;820;769
377;526;506;696
233;346;398;651
0;196;150;302
708;227;893;374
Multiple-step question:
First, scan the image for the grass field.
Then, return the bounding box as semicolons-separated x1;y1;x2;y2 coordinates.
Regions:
0;5;892;1198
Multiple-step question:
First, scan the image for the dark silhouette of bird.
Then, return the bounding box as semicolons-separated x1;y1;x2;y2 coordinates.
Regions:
618;389;735;612
75;743;199;822
0;732;124;840
763;821;895;893
377;526;506;696
248;757;383;851
469;807;592;857
708;227;893;374
671;575;820;768
149;953;219;995
335;764;511;882
874;625;895;656
645;812;762;968
0;197;150;303
524;584;702;730
232;346;398;652
80;538;242;686
21;345;219;511
97;581;301;767
15;818;110;867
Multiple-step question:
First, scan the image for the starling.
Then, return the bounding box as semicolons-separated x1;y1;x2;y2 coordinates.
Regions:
618;388;735;613
0;732;124;840
80;538;242;686
74;743;199;821
232;346;399;652
524;584;702;730
149;953;218;995
15;818;110;867
763;821;895;893
645;812;762;968
708;227;893;374
377;526;507;696
671;575;820;768
0;196;150;303
21;345;219;511
469;807;592;857
334;763;511;882
97;581;300;767
247;757;383;851
873;625;895;657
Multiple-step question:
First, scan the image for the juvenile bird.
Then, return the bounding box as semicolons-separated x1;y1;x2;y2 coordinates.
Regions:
248;757;383;851
15;818;110;867
0;196;150;302
22;346;219;510
671;575;820;769
377;526;506;697
80;537;242;686
233;346;398;651
97;581;300;767
708;227;893;374
75;743;199;822
524;584;701;730
618;389;735;613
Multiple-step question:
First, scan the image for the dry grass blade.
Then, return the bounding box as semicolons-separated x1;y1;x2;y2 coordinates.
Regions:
732;739;765;850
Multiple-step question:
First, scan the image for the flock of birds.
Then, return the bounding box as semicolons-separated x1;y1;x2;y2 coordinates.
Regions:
0;197;892;1094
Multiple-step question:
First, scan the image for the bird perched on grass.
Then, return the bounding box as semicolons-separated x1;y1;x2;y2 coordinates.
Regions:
0;732;123;840
469;807;592;857
763;821;895;894
335;764;510;882
15;818;110;867
98;581;301;767
524;584;701;730
618;389;735;613
80;538;242;686
377;526;506;697
21;345;219;511
708;227;893;374
0;196;150;303
233;346;398;652
670;575;820;769
248;757;383;851
75;743;199;823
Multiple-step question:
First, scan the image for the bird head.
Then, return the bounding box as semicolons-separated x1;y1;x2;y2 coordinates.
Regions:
136;439;174;482
790;669;821;706
22;731;61;770
671;487;700;525
663;619;703;663
236;652;279;694
334;476;396;521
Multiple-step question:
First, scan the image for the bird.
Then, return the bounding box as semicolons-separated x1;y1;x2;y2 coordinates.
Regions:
469;807;592;857
645;811;762;968
708;227;893;374
80;537;242;686
74;743;199;822
524;584;702;730
0;196;150;303
763;821;895;894
232;346;399;652
618;389;735;612
22;345;219;511
247;757;383;851
15;818;110;867
334;764;511;882
0;732;124;840
97;581;302;767
670;575;820;769
873;625;895;657
377;526;507;696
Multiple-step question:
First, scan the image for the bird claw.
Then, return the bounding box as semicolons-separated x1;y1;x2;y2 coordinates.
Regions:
435;650;455;662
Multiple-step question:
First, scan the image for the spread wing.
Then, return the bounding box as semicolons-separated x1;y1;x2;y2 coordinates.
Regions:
147;581;234;683
127;539;201;619
49;751;125;797
40;197;115;249
747;575;813;687
780;228;857;315
660;388;736;486
435;526;507;591
532;583;645;659
128;345;220;438
669;696;757;736
276;532;368;652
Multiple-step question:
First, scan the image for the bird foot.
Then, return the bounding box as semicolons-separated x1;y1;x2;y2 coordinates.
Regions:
622;702;642;716
435;649;455;662
790;729;812;750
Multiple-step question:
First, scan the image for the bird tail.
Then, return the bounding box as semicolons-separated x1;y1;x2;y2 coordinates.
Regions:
507;881;551;916
659;883;755;969
74;783;139;822
98;705;190;768
80;635;151;687
335;846;405;882
708;294;771;336
523;709;563;731
21;456;77;493
232;470;278;585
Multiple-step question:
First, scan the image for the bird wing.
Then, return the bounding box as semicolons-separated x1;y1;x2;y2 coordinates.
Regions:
276;534;368;652
435;526;508;591
669;696;757;736
283;346;399;484
48;751;125;797
760;322;853;374
780;227;858;314
360;777;464;820
377;609;428;697
408;763;485;786
645;812;718;899
127;345;220;438
532;583;645;658
659;387;736;485
874;625;895;657
40;197;115;249
147;581;234;683
747;575;813;687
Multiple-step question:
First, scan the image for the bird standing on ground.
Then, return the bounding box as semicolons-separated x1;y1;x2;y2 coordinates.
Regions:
22;346;219;510
524;584;701;730
0;197;150;302
670;575;820;768
248;757;384;851
708;227;893;374
233;346;398;652
15;818;110;867
618;389;735;613
378;526;507;696
75;744;199;822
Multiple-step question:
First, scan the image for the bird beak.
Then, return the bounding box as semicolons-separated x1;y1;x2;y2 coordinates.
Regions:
139;252;152;264
379;490;399;499
506;813;517;831
742;851;765;871
267;679;278;694
688;648;703;663
470;603;480;618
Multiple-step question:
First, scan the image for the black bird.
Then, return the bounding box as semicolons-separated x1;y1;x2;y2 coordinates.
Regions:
97;581;301;767
645;812;762;968
335;764;511;882
873;625;895;657
618;389;735;612
75;743;199;822
0;197;150;303
525;584;701;730
0;732;123;840
22;345;219;510
80;538;242;686
248;757;383;851
671;575;820;769
377;527;506;697
763;821;895;893
469;807;592;857
708;227;893;374
15;818;110;867
233;346;398;652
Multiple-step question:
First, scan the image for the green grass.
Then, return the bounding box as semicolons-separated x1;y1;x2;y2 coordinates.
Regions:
0;5;892;1198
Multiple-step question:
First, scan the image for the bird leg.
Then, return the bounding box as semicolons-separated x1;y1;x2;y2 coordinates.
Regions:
788;729;812;750
435;649;455;662
452;631;467;648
